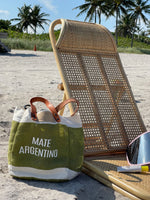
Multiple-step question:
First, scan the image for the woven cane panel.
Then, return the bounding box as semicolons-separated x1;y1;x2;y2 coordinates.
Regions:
58;50;145;155
101;55;143;142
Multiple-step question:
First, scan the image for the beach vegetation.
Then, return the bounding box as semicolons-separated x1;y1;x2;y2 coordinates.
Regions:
0;28;61;51
1;28;150;53
0;37;52;51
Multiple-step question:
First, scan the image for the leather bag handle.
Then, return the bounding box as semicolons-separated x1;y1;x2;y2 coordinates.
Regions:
30;97;60;122
55;98;79;116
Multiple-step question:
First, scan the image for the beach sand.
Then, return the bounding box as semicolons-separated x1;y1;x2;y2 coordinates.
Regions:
0;49;150;200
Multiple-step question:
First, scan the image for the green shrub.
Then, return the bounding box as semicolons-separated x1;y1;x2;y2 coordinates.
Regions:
0;29;50;40
118;47;150;54
1;38;52;51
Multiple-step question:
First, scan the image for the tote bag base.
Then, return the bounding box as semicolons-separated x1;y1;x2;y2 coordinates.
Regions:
8;165;79;181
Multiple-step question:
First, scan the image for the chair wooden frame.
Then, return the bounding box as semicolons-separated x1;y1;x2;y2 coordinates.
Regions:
49;19;149;200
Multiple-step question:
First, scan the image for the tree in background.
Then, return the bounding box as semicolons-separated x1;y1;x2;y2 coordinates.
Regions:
117;14;135;38
73;0;109;24
30;5;50;35
74;0;135;46
146;20;150;36
0;19;11;30
0;19;20;31
128;0;150;47
11;4;50;34
11;4;32;33
106;0;134;46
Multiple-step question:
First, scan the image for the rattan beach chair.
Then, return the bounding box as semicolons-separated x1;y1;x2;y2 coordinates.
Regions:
49;19;150;200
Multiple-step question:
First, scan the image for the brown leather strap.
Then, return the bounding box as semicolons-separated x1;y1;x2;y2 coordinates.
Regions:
30;97;60;122
55;98;79;116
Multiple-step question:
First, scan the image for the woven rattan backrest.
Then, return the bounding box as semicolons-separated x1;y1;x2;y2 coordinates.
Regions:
50;19;146;156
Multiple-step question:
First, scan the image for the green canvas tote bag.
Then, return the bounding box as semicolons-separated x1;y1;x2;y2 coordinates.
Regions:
8;97;84;181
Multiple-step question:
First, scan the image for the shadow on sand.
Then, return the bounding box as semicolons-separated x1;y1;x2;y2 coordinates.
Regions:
12;172;117;200
0;52;38;57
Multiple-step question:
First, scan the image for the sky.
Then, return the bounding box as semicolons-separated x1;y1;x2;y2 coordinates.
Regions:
0;0;150;34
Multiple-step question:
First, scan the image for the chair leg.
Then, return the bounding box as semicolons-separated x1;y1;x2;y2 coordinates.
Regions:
59;92;67;116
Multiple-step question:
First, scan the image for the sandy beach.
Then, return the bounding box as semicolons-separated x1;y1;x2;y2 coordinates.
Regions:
0;49;150;200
